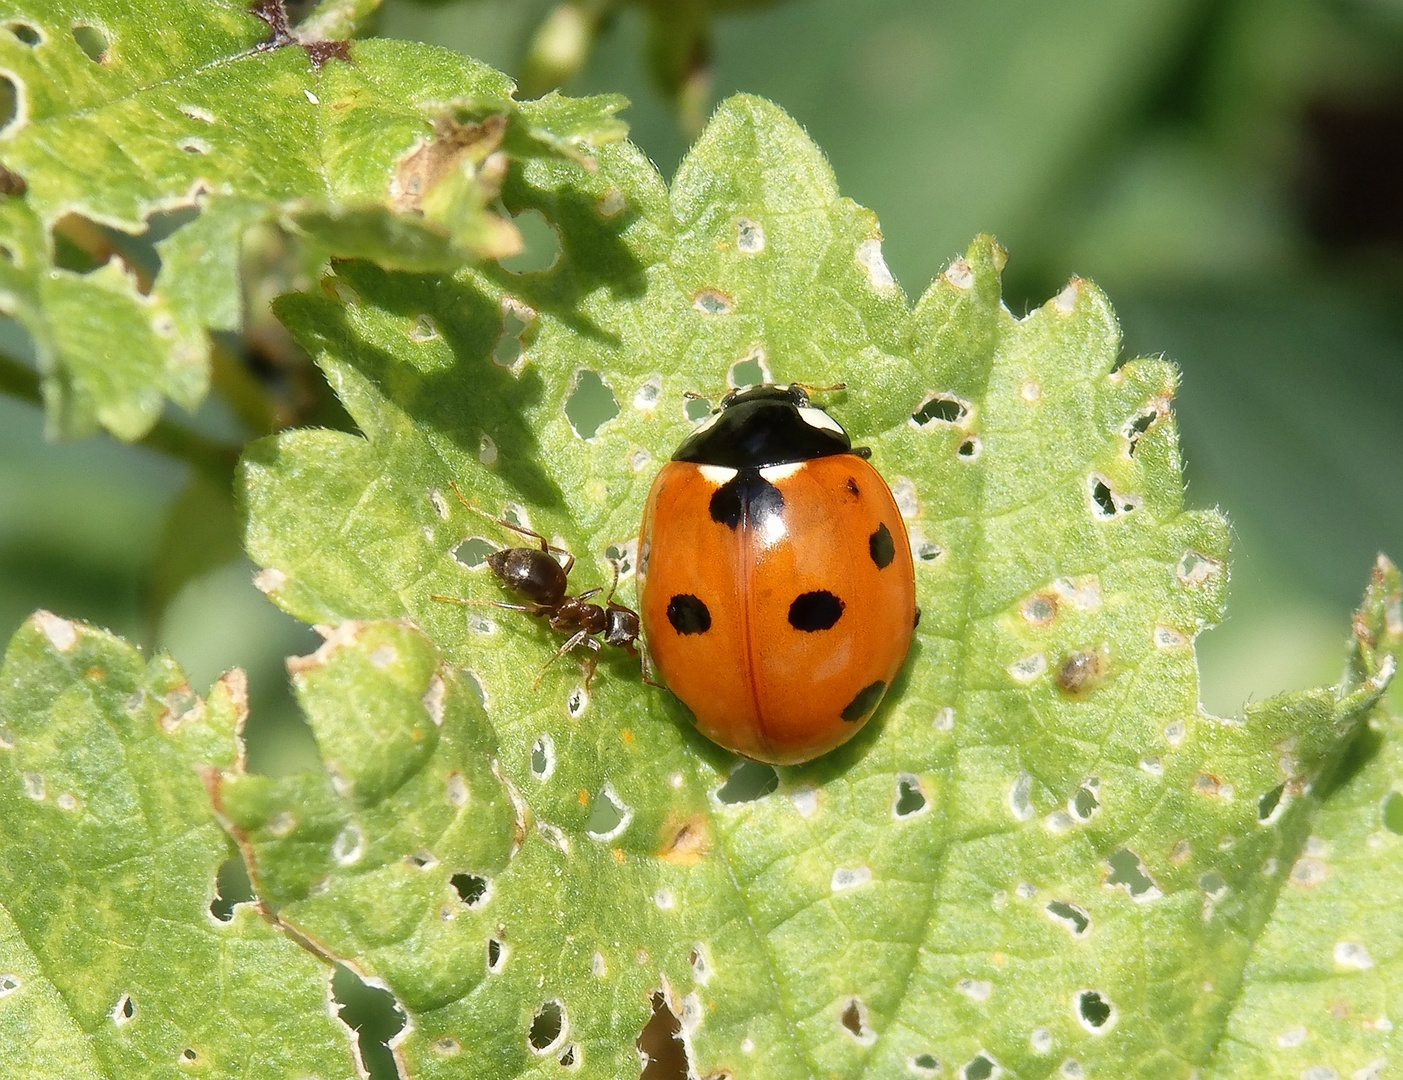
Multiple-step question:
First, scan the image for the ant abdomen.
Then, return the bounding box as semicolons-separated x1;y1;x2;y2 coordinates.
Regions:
486;547;568;607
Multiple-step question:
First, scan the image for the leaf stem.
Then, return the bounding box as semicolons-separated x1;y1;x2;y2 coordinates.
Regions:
0;349;239;487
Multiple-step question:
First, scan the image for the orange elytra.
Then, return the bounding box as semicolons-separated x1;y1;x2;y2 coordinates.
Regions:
638;384;917;765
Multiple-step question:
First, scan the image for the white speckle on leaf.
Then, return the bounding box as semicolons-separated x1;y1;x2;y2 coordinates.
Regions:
1044;810;1074;834
422;674;446;726
22;772;44;801
591;952;606;978
332;824;364;866
1015;882;1037;899
857;237;896;291
1140;756;1163;775
369;643;396;669
1165;720;1186;746
567;686;588;719
669;772;683;789
1290;857;1328;888
957;978;992;1003
1305;835;1328;857
943;257;974;290
1009;771;1034;821
1030;1028;1053;1054
56;792;78;812
629;447;652;471
1060;1060;1084;1079
1154;625;1187;648
1352;1059;1387;1080
253;568;286;595
479;435;498;466
790;785;819;818
34;610;77;652
268;811;295;837
539;822;570;854
1020;380;1042;403
934;706;955;731
654;888;674;910
178;104;216;123
0;974;20;998
1176;550;1221;587
594;187;625;218
737;217;764;253
1052;576;1102;611
1052;281;1080;313
468;614;497;635
176;135;209;154
304;88;319;105
831;866;872;891
408;313;438;342
1008;653;1047;683
111;994;135;1026
991;890;1008;909
633;376;662;412
432;1037;461;1057
690;943;711;984
445;772;468;807
1302;1068;1339;1080
693;289;732;315
1262;857;1278;876
1334;941;1374;970
429;490;450;519
741;1037;755;1054
1276;1025;1308;1048
891;476;918;518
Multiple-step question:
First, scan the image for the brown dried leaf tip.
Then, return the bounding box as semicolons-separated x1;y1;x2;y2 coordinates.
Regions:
392;114;509;213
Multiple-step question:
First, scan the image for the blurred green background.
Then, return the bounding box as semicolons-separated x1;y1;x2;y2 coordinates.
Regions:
5;0;1402;781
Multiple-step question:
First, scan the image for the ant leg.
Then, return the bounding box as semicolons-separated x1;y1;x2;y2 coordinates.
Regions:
430;594;541;614
637;642;668;689
447;482;576;574
580;638;602;692
532;630;591;690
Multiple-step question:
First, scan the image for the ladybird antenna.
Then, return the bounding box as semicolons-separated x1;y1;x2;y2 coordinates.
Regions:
792;381;846;396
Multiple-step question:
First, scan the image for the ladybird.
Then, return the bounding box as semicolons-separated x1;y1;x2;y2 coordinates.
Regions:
638;384;917;765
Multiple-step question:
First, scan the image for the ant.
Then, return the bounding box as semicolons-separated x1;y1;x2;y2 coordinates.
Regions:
431;485;642;690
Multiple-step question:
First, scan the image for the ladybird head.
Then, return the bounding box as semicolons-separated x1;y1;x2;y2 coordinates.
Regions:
673;382;852;468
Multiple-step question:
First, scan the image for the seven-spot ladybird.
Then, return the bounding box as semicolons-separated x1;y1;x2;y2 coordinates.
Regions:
434;491;641;688
638;384;917;765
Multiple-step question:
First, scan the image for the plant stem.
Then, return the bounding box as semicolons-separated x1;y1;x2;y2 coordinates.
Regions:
0;349;240;487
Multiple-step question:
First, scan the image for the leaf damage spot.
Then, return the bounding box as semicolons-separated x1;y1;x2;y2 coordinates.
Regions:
689;944;712;985
638;991;687;1079
1007;653;1047;684
34;610;78;653
72;24;109;63
112;993;135;1025
728;346;769;388
891;476;918;518
253;567;286;595
1030;1028;1053;1054
934;706;955;731
831;866;872;891
1021;593;1057;627
1009;770;1034;821
594;187;626;218
693;289;732;315
530;735;556;780
910;393;969;428
1334;941;1374;970
1045;900;1090;936
1176;550;1221;587
487;937;507;973
5;22;39;46
1056;649;1108;697
332;823;364;866
1088;475;1137;518
565;370;619;440
894;773;928;817
957;978;992;1003
585;784;632;841
960;1051;1001;1080
332;965;407;1079
736;217;764;253
943;256;974;289
390;112;507;213
857;237;896;291
431;1037;461;1057
1105;848;1161;900
909;1052;942;1077
654;887;675;910
528;1000;568;1054
659;816;710;864
450;872;490;908
1075;989;1114;1033
1154;624;1187;648
1052;280;1081;314
957;436;982;459
715;761;778;804
840;997;877;1044
209;857;253;922
22;772;44;801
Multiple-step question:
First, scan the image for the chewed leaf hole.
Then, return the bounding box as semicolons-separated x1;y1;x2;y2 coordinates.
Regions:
565;370;619;440
332;965;406;1079
500;209;560;273
0;77;18;135
180;1047;198;1064
728;351;769;388
528;999;567;1053
1106;848;1159;898
1258;783;1285;823
451;873;489;907
894;773;927;817
961;1053;1000;1080
716;760;778;804
1076;990;1114;1032
1382;791;1403;834
486;937;506;973
638;991;687;1079
1046;900;1091;936
684;396;712;422
6;22;40;45
840;997;876;1044
112;993;135;1025
531;734;555;779
209;856;254;922
0;974;20;996
909;1052;942;1076
72;24;109;62
911;394;968;426
1070;779;1100;820
453;537;496;568
585;785;631;839
1091;479;1116;517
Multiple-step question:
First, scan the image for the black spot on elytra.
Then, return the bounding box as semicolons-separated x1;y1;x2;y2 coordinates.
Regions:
667;594;711;635
869;522;895;568
841;680;886;722
788;590;845;631
709;468;784;530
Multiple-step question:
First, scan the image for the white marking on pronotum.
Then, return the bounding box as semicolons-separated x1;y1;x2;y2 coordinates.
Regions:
798;406;845;435
696;464;738;484
760;462;804;482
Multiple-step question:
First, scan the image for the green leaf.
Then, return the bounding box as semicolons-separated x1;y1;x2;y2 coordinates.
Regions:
233;93;1400;1078
0;2;625;438
0;610;358;1077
